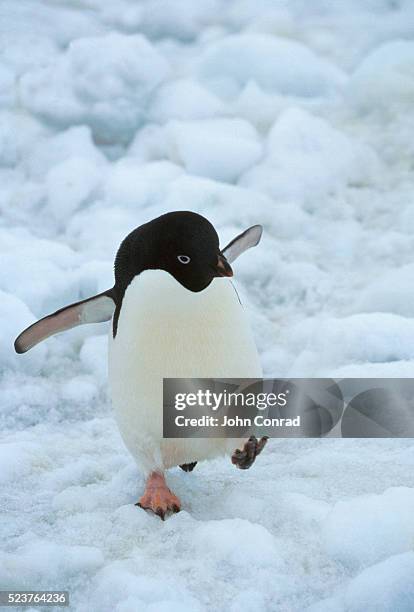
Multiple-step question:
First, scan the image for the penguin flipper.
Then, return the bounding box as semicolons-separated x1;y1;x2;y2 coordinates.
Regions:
14;289;115;354
222;225;263;264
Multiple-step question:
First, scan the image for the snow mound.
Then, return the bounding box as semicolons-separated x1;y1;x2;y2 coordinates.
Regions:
20;33;170;144
25;125;106;179
190;518;282;569
323;487;414;569
137;0;221;42
288;313;414;375
46;156;102;225
88;564;203;612
343;552;414;612
0;230;79;315
309;552;414;612
104;159;183;209
159;173;274;230
241;107;379;205
128;119;263;183
0;290;47;372
149;78;225;122
164;118;263;182
353;263;414;317
0;441;44;484
196;34;346;99
349;40;414;112
80;335;108;385
0;541;104;588
0;111;46;169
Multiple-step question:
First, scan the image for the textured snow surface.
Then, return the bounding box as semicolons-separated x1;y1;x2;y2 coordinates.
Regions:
1;1;414;610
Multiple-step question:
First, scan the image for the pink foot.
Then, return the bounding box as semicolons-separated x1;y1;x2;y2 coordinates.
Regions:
136;472;181;520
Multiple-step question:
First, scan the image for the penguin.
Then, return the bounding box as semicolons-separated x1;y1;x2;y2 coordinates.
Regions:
15;211;268;519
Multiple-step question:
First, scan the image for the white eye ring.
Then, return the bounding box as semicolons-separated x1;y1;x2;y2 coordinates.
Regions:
177;255;191;264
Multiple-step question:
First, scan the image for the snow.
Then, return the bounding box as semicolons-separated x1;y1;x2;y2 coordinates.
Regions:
164;118;262;182
1;1;414;610
20;33;170;144
149;79;225;122
46;157;103;225
348;40;414;112
240;107;380;205
310;552;414;612
323;487;414;568
342;552;414;612
129;119;262;182
196;33;346;99
287;313;414;375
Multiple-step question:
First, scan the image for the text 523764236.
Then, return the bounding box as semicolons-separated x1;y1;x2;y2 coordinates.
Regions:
0;591;69;607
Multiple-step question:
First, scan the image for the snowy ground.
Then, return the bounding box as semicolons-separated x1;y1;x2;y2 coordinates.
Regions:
1;1;414;610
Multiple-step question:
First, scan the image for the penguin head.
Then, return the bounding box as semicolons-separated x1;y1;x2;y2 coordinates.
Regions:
156;211;234;292
115;211;234;294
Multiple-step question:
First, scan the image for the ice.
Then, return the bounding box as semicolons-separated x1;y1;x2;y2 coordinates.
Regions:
0;441;43;484
196;33;346;99
353;263;414;317
25;125;107;180
287;313;414;376
0;230;80;314
0;290;47;373
137;0;222;42
20;33;170;144
0;112;49;182
129;118;262;183
104;159;183;209
46;157;103;225
0;1;104;49
149;79;225;122
0;63;15;109
323;487;414;569
240;107;380;205
311;552;414;612
0;541;104;588
79;335;108;386
61;376;99;407
343;552;414;612
2;1;414;610
349;40;414;112
87;564;204;612
189;518;282;568
164;118;262;182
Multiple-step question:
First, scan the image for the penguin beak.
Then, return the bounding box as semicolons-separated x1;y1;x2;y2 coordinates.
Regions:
215;254;233;277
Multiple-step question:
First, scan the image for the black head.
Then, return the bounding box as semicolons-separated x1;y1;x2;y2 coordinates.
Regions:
114;211;233;297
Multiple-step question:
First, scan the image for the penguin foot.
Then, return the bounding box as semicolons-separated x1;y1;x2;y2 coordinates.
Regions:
231;435;268;470
179;461;197;472
136;472;181;520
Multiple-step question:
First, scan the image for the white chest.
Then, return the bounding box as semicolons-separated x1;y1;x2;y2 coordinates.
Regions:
107;270;261;469
109;270;261;378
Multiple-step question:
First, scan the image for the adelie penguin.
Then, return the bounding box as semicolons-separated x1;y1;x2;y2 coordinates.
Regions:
15;211;268;519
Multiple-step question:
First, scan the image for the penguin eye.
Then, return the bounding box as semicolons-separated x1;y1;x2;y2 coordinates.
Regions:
177;255;191;264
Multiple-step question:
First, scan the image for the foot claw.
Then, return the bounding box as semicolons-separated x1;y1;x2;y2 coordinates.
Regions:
155;507;165;521
231;435;268;469
137;475;181;519
179;461;197;472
